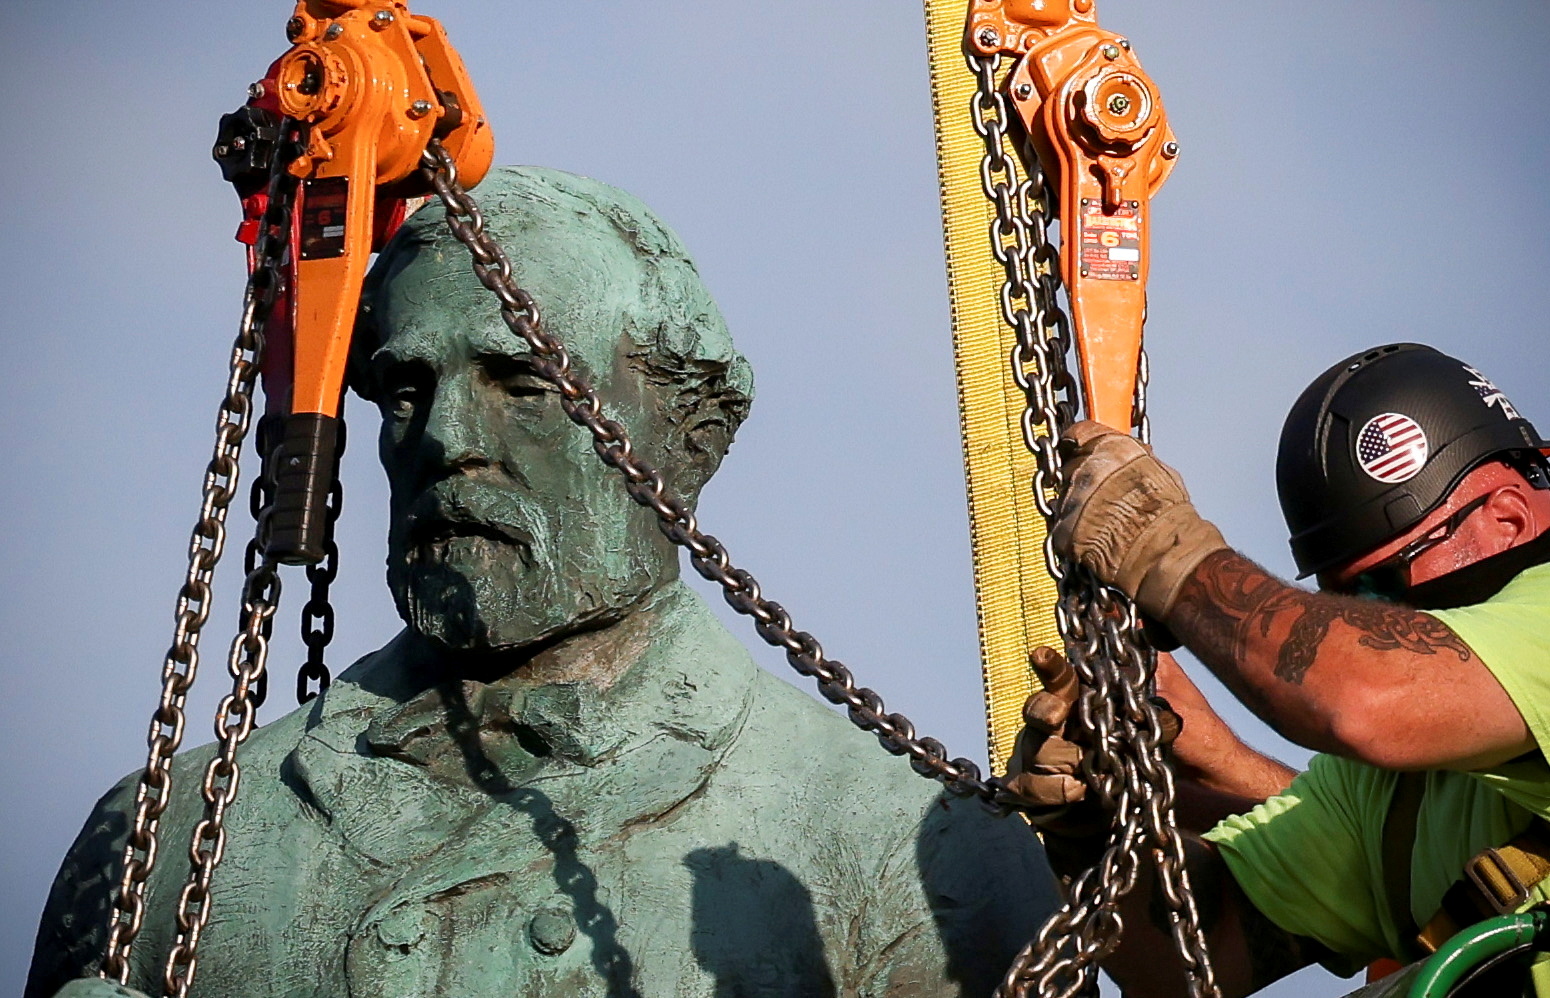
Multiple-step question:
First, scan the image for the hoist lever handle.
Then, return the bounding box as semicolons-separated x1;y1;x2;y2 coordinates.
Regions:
269;413;341;561
220;0;493;564
967;0;1177;431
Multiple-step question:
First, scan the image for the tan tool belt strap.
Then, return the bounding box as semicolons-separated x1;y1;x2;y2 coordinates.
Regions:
1417;817;1550;953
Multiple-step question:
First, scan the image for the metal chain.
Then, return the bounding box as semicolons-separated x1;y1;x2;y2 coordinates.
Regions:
101;121;303;986
160;557;281;998
964;52;1218;998
417;140;1004;804
298;479;342;705
245;416;280;710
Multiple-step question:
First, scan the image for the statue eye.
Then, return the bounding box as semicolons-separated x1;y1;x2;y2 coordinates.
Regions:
378;361;434;420
480;353;554;400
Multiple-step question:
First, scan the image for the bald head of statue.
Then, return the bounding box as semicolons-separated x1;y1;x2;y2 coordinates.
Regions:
355;166;754;655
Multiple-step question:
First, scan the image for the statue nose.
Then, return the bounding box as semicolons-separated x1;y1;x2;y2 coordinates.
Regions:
422;374;494;469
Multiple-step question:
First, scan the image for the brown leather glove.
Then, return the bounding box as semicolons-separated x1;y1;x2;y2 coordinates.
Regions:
1051;421;1229;620
1001;646;1181;841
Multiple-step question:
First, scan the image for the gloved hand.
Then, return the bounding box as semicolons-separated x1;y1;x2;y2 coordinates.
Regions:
1052;421;1229;620
1000;646;1183;841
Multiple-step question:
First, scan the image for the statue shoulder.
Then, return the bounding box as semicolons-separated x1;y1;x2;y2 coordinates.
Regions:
719;670;1056;992
25;647;395;997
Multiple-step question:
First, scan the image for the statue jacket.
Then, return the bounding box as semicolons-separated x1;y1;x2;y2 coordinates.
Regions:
28;582;1056;997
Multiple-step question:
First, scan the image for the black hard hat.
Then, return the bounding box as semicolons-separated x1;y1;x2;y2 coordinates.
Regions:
1277;343;1549;578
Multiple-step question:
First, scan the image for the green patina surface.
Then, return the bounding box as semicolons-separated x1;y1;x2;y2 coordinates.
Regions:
29;167;1056;997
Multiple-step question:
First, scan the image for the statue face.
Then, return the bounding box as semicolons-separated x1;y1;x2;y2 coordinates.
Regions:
371;308;676;652
362;168;750;654
364;174;721;653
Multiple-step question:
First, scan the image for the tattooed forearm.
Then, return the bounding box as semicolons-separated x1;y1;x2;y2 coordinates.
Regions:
1277;603;1337;685
1173;551;1473;690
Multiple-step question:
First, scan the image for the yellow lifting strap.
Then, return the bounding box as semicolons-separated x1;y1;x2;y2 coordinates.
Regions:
921;0;1061;773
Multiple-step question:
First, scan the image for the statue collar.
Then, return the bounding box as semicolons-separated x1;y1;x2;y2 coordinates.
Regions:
313;581;756;783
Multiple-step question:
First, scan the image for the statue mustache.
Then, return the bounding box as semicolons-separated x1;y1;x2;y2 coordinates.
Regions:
400;481;543;567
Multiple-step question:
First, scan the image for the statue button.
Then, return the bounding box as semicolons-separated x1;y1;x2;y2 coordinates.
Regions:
528;907;576;955
375;906;426;954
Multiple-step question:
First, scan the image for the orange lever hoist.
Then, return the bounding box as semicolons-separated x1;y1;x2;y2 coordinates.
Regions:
212;0;493;564
967;0;1177;430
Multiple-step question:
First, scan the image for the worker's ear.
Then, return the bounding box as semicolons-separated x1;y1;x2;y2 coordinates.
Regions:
1482;484;1535;551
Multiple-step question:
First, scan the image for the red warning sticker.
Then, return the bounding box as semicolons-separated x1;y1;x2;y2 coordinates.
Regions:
300;176;349;261
1078;200;1141;281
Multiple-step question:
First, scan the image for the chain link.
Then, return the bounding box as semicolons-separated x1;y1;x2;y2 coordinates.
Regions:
298;474;342;704
245;416;280;710
964;53;1218;998
417;140;1006;804
160;557;281;998
101;121;304;986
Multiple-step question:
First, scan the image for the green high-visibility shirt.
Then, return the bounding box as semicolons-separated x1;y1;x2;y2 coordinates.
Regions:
1204;561;1550;981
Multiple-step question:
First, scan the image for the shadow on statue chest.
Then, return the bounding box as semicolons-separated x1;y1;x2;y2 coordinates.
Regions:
275;681;842;996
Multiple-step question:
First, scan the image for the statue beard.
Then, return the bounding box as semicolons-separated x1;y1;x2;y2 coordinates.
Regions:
386;485;665;653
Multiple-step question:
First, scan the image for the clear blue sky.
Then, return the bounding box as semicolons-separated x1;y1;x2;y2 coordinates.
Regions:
3;3;1547;996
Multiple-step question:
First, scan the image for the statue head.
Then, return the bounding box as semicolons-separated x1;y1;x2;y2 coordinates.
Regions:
356;166;753;653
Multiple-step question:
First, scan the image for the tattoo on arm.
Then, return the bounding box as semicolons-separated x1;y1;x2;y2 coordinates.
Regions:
1173;551;1472;688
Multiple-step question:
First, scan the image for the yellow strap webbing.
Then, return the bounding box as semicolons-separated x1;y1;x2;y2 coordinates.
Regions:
922;0;1062;773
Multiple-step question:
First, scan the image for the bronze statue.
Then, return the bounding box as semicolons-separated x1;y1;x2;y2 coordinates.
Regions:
30;166;1055;997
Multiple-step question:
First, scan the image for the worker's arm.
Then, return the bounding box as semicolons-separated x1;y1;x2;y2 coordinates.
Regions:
1052;422;1533;772
1166;549;1530;770
1154;651;1298;830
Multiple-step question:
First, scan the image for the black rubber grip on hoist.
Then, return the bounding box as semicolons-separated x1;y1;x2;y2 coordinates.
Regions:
265;412;341;565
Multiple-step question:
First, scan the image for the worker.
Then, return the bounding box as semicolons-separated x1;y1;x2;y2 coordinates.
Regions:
29;166;1055;998
1006;343;1550;997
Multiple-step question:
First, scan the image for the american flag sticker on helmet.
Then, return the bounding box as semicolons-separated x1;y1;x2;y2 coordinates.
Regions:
1357;413;1429;484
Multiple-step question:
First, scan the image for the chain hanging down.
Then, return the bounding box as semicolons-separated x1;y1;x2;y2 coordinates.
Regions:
964;52;1218;998
159;550;282;998
297;477;342;705
101;122;304;987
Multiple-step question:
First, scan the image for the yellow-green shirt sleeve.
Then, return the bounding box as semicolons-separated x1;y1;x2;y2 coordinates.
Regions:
1429;563;1550;758
1203;755;1393;977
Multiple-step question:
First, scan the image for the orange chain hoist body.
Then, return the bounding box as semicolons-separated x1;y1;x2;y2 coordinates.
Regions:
274;0;493;419
966;0;1176;431
230;0;493;563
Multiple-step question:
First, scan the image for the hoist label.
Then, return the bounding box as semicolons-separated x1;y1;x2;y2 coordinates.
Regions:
300;177;349;260
1078;200;1141;281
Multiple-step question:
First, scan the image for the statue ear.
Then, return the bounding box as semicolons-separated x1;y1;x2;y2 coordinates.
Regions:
674;371;752;500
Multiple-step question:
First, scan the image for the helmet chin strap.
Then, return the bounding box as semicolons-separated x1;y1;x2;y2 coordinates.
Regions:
1404;527;1550;611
